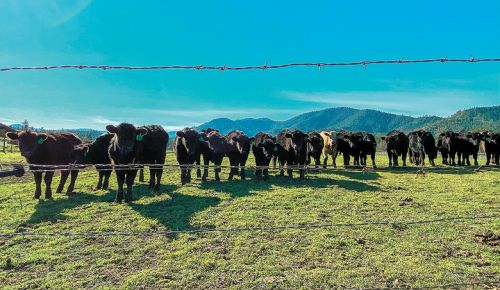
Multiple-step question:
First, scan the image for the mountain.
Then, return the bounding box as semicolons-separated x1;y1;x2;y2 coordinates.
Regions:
197;106;500;136
422;105;500;133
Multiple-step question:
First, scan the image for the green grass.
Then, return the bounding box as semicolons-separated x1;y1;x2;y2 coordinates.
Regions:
0;152;499;289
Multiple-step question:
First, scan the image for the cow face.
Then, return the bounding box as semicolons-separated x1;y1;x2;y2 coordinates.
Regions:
342;133;363;149
308;134;324;152
465;132;481;146
206;132;229;155
106;123;147;155
382;133;400;153
176;129;200;156
6;131;49;158
229;134;251;155
285;131;309;155
258;136;276;160
72;144;90;164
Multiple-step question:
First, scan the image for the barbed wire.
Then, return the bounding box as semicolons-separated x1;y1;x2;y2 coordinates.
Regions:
0;162;498;174
349;281;500;290
1;214;497;238
1;57;499;72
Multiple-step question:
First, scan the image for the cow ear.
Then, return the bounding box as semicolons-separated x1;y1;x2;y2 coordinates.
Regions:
323;132;330;137
232;136;238;143
37;133;49;144
106;125;118;134
136;128;147;136
381;136;386;140
249;137;255;145
176;131;185;138
6;132;18;140
285;133;292;138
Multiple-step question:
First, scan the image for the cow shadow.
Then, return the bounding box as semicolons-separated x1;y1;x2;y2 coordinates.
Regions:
379;166;499;175
129;192;220;236
199;178;272;198
331;170;380;181
24;190;113;225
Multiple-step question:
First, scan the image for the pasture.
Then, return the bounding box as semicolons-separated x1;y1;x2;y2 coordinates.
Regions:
0;152;499;289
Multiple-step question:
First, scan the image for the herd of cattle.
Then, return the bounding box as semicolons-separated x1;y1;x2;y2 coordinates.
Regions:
5;123;500;202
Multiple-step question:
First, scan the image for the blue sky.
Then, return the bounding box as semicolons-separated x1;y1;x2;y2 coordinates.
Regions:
0;0;499;130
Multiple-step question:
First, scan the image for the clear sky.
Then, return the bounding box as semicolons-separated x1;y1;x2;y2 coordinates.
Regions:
0;0;499;130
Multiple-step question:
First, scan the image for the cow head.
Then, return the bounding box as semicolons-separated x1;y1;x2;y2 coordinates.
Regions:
307;133;324;153
6;131;49;158
206;131;229;155
465;132;481;146
106;123;147;155
256;135;276;160
341;132;363;149
285;130;309;157
176;128;201;157
228;132;251;155
72;144;91;164
382;132;402;153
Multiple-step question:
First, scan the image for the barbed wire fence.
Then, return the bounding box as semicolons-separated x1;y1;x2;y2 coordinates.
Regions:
1;56;499;288
1;57;500;72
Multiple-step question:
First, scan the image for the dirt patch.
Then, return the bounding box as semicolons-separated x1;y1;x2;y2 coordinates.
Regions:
475;231;500;246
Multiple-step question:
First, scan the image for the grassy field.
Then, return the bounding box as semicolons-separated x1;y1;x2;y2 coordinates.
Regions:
0;151;499;289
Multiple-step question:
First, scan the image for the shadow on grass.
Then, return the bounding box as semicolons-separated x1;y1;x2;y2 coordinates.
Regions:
331;170;380;181
130;192;220;234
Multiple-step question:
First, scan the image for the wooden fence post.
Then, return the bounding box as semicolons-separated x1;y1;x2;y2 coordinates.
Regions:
2;137;5;153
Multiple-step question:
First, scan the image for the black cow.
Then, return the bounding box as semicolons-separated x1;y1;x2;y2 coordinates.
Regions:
7;131;82;199
437;131;460;166
225;130;252;180
337;130;361;167
381;130;409;167
135;125;169;191
173;128;202;185
408;130;437;166
356;132;377;168
73;133;113;190
106;123;147;202
480;131;500;165
200;130;229;181
457;131;481;166
252;132;276;181
196;128;217;180
275;129;309;180
306;131;324;171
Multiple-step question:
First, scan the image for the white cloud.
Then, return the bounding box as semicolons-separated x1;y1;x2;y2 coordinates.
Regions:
88;116;119;126
280;89;499;117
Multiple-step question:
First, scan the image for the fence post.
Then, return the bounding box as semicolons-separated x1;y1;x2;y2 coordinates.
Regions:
2;137;5;153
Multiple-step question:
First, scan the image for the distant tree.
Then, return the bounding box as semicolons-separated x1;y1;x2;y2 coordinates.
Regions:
21;120;29;131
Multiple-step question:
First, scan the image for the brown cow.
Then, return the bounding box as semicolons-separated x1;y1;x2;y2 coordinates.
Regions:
319;131;339;168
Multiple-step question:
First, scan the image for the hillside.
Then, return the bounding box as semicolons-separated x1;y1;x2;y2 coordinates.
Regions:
197;106;500;135
422;105;500;133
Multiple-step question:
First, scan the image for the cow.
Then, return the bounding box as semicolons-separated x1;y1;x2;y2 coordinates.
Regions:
7;131;82;199
173;128;202;185
356;132;377;168
306;131;324;171
381;130;409;167
437;131;460;166
135;125;169;191
199;130;228;181
319;131;339;168
457;131;481;166
437;133;449;165
480;131;500;165
225;130;252;180
408;130;437;166
252;132;276;181
106;123;147;202
275;129;309;180
337;130;361;167
72;133;113;190
196;128;217;180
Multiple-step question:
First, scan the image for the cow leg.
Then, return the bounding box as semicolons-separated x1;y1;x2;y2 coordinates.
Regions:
96;171;104;189
228;159;238;180
149;167;156;189
323;154;328;169
402;151;407;167
472;152;478;166
332;149;338;168
180;168;186;185
263;160;270;181
388;152;393;167
465;154;471;166
186;167;192;183
103;170;111;190
124;170;137;202
272;156;277;169
203;157;210;181
486;153;491;165
287;163;293;181
371;151;376;168
196;155;202;178
494;154;499;165
33;172;42;199
139;168;145;182
299;163;305;180
343;154;350;167
56;170;69;193
44;171;54;199
240;158;247;180
115;171;125;202
214;156;222;181
279;159;285;176
66;170;79;193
